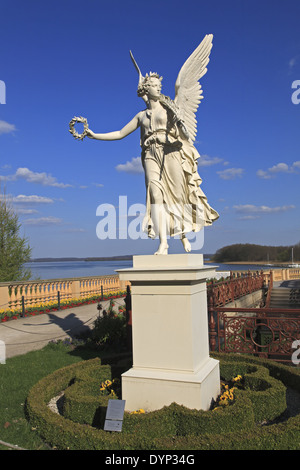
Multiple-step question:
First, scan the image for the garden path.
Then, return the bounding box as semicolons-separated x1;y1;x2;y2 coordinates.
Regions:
0;298;124;359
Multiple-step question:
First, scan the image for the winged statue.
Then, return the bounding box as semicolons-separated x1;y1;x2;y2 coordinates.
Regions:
70;35;219;255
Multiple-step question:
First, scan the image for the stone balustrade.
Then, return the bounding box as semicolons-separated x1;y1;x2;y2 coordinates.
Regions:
272;267;300;281
230;267;300;284
0;275;129;312
0;267;299;313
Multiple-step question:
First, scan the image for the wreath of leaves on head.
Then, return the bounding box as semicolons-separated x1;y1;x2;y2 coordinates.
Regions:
69;116;89;140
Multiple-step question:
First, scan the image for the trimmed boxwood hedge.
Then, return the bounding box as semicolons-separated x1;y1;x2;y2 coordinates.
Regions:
63;362;113;428
220;362;287;423
25;353;300;450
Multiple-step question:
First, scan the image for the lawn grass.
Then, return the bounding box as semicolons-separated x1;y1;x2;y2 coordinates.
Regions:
0;341;102;450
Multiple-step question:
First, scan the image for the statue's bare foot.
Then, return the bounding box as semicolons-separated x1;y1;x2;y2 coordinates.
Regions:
155;241;169;255
181;237;191;252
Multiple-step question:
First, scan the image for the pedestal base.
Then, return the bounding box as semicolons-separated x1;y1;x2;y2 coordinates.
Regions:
118;254;220;412
122;357;220;412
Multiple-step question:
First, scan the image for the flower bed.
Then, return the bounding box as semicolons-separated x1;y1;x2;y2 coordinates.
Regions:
0;291;126;322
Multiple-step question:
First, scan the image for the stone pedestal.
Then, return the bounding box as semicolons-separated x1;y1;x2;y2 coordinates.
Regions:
117;254;220;412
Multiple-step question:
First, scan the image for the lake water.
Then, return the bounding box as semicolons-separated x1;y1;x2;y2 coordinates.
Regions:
24;259;277;281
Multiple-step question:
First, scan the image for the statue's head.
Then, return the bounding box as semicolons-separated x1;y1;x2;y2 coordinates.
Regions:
137;73;163;98
130;51;163;101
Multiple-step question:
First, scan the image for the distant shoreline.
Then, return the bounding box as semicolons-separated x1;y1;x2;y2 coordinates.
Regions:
29;256;133;262
206;260;299;266
29;257;299;265
28;256;299;267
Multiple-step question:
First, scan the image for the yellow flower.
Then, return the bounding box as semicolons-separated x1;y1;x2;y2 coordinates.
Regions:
130;408;145;414
233;375;242;382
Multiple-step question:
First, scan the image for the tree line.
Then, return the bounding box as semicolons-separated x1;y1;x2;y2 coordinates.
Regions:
212;243;300;263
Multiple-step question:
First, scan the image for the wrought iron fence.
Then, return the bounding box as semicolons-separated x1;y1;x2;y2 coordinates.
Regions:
209;306;300;363
207;270;266;307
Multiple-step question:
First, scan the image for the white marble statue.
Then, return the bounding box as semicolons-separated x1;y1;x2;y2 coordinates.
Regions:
70;35;219;255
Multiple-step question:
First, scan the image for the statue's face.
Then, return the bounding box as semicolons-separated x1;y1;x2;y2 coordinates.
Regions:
146;77;162;100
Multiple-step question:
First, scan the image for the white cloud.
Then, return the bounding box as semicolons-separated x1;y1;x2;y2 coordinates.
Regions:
257;161;300;179
16;208;39;215
11;194;55;204
0;167;72;187
289;55;300;73
23;216;62;226
234;204;296;218
64;228;86;233
14;167;73;188
237;215;261;220
289;57;296;69
115;157;144;174
0;120;16;135
198;154;224;167
217;168;244;180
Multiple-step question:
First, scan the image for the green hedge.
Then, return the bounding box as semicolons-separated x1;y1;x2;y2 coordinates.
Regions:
61;359;256;436
25;354;300;450
220;361;287;423
63;362;113;428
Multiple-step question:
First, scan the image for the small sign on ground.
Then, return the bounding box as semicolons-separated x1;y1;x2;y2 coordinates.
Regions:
104;399;125;432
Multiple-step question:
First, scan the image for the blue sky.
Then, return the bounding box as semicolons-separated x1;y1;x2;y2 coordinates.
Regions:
0;0;300;258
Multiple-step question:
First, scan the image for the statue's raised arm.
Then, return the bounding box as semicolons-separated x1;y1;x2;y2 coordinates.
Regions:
85;113;141;141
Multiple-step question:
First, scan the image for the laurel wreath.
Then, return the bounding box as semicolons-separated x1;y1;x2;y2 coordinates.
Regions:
69;116;89;140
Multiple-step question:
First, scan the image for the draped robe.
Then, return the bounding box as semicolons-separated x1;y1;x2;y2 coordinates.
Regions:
138;103;219;239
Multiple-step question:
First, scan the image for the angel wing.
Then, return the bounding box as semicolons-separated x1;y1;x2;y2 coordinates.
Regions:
174;34;213;143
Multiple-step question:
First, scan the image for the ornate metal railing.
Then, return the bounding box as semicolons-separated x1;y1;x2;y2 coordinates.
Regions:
209;306;300;363
207;270;266;307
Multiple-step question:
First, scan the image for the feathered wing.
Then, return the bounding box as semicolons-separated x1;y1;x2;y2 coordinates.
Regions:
174;34;213;143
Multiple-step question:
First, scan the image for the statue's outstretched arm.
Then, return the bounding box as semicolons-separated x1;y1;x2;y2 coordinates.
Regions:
87;112;141;141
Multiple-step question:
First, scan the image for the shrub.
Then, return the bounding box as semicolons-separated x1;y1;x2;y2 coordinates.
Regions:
91;314;127;350
219;361;287;423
